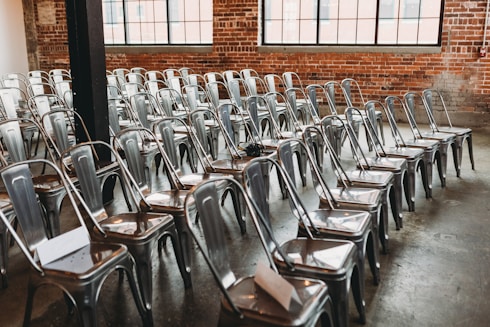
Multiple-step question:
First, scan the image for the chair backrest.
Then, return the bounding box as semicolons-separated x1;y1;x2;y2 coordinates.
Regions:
240;68;259;81
282;71;303;90
227;79;245;110
68;144;107;218
0;159;87;260
0;119;29;162
263;74;284;94
243;157;316;256
2;162;48;254
403;92;428;137
324;81;347;115
341;78;366;107
223;70;240;86
422;89;453;129
305;84;326;119
0;90;18;119
186;178;236;287
384;95;419;144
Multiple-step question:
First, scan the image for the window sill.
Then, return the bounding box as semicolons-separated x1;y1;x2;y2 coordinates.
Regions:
258;45;442;54
105;45;213;54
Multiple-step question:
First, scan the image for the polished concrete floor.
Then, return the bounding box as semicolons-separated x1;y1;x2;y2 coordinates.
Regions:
0;124;489;327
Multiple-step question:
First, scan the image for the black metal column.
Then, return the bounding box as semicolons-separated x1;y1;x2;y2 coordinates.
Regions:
65;0;115;202
65;0;109;145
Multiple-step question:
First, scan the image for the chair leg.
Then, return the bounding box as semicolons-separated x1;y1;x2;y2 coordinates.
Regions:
405;159;417;212
122;256;154;326
0;225;8;289
436;141;449;187
129;244;155;311
388;171;403;230
366;232;380;285
23;281;37;327
169;215;193;289
328;279;350;327
467;134;475;170
351;266;367;324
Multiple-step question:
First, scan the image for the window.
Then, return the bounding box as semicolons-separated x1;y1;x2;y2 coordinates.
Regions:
103;0;213;45
263;0;444;46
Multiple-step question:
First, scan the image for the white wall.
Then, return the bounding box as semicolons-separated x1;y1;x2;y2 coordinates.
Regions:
0;0;28;76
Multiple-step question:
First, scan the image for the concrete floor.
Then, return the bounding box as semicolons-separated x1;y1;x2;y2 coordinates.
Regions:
0;124;489;327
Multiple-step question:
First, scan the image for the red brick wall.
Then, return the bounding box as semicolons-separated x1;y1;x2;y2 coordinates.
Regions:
35;0;489;125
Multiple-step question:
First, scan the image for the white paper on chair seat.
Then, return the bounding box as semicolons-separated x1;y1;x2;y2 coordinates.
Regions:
254;261;302;311
37;226;90;266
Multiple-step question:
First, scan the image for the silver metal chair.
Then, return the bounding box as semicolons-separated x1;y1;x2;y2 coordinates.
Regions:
385;95;442;198
306;123;394;255
275;139;380;285
114;125;244;291
422;88;474;177
404;91;458;187
343;107;408;231
0;159;150;326
243;158;366;327
341;78;385;145
60;140;190;317
184;176;335;327
364;100;427;212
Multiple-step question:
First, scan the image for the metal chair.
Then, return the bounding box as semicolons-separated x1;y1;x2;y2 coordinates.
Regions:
277;136;385;256
114;125;244;291
422;88;474;176
385;95;442;198
364;100;427;212
343;107;408;231
184;176;335;327
404;91;458;187
0;159;150;326
306;123;394;255
275;139;381;284
0;118;68;238
243;158;366;327
60;140;189;317
341;78;385;145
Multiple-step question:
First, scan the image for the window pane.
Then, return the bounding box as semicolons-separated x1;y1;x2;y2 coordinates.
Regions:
358;0;377;19
265;20;283;43
418;18;440;44
337;19;357;44
319;19;338;43
357;19;376;43
262;0;443;46
398;18;419;44
377;20;398;44
300;0;316;20
154;22;168;43
379;0;398;19
299;19;317;43
339;0;358;19
420;0;441;18
104;0;211;45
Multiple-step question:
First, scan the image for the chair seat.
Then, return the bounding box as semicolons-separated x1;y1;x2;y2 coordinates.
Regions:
404;138;440;149
343;170;393;188
97;212;175;238
144;191;188;212
274;238;357;275
361;157;407;172
383;146;425;160
328;187;382;211
437;126;471;136
421;131;456;142
41;242;129;276
178;172;231;187
302;209;371;237
222;275;329;326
